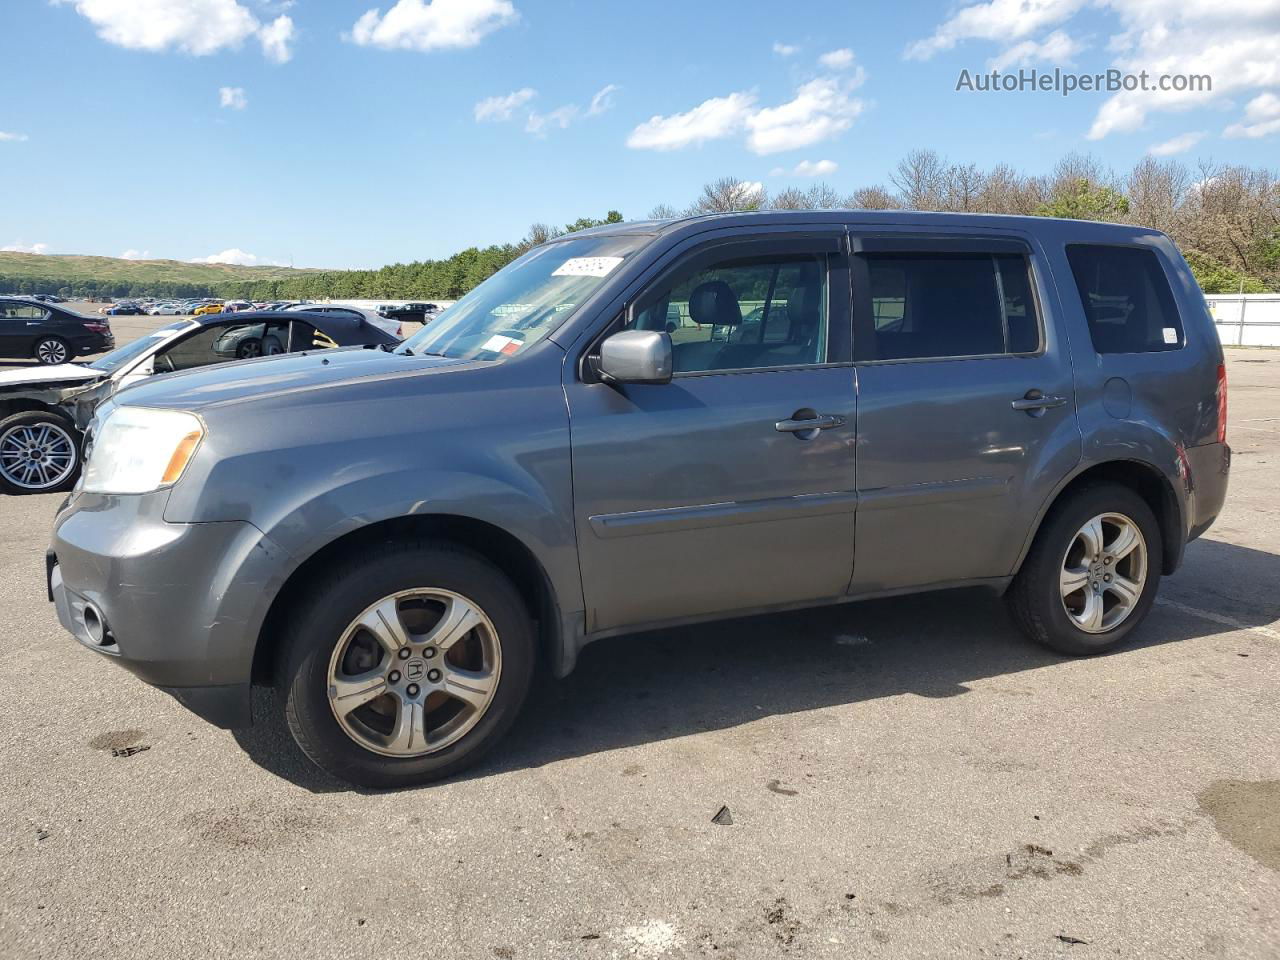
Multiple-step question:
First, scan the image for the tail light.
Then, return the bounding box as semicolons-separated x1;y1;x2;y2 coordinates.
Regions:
1216;363;1228;444
82;322;110;333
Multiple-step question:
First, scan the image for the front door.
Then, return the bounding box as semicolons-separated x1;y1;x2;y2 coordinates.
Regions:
565;234;857;632
848;235;1081;593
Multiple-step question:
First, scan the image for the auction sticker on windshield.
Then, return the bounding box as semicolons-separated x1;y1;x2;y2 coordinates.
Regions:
552;256;624;277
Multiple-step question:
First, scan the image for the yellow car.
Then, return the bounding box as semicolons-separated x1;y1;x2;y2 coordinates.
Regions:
193;302;225;316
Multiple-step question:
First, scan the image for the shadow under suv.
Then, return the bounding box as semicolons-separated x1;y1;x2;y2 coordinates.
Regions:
48;211;1230;788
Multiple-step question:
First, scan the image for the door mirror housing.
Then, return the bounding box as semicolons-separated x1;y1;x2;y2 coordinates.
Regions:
597;330;673;385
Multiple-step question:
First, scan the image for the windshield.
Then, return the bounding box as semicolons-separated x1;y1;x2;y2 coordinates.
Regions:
88;321;191;373
395;234;647;361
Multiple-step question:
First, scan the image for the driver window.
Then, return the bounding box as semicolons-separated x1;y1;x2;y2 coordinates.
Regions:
155;324;252;371
629;254;828;373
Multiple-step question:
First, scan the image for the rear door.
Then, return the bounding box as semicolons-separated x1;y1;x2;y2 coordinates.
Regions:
565;231;857;632
0;301;50;358
848;234;1081;593
0;301;29;357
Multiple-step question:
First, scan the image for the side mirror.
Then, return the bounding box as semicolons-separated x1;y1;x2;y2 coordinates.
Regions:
597;330;673;385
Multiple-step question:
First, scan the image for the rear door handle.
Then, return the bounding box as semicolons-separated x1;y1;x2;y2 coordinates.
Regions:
1011;390;1068;413
775;414;844;433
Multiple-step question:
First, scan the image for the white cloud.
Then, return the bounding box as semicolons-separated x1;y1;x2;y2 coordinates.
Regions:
120;249;152;260
1224;91;1280;138
628;73;866;155
189;248;279;266
349;0;517;52
627;92;759;150
771;159;840;177
474;87;536;121
219;86;247;109
478;83;616;135
525;105;578;136
1147;130;1205;155
987;29;1083;70
907;0;1280;141
0;131;29;142
1086;2;1280;139
56;0;294;61
818;48;855;70
258;15;294;63
745;76;865;154
906;0;1086;59
773;42;799;57
586;83;619;116
2;242;51;255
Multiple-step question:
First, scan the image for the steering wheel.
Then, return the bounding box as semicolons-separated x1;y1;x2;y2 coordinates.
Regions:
156;354;176;373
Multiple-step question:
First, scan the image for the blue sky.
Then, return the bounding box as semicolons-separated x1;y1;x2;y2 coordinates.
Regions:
2;0;1278;269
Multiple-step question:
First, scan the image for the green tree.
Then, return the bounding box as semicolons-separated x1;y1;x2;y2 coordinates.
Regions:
1035;179;1131;221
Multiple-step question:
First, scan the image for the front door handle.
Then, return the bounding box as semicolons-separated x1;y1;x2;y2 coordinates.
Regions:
1011;390;1067;414
775;414;844;434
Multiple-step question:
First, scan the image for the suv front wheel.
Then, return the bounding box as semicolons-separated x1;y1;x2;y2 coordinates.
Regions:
281;543;535;788
1008;483;1162;655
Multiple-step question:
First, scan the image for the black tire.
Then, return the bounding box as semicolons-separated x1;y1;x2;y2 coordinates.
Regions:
0;410;82;495
32;336;70;365
1008;483;1162;655
281;542;535;788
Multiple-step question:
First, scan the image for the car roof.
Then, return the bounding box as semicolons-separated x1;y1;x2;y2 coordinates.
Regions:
189;309;398;347
562;209;1167;244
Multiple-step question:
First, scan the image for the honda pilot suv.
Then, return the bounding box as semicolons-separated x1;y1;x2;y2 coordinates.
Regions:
48;212;1230;788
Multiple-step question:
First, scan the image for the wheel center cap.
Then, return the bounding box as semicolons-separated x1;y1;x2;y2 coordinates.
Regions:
404;658;426;682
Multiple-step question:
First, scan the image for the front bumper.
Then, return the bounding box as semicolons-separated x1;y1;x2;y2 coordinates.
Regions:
48;490;291;728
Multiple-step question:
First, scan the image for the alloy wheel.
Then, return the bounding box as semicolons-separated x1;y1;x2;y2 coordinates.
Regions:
1059;512;1148;634
36;339;68;364
0;421;78;491
326;589;502;758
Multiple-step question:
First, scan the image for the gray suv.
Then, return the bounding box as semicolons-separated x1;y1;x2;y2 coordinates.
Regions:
48;212;1231;788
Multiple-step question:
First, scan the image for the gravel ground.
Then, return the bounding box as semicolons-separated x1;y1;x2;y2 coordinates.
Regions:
0;335;1277;960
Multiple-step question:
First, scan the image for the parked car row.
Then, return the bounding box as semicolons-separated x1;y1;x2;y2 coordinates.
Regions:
0;308;398;494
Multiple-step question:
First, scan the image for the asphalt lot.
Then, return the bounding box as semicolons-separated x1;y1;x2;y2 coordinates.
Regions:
1;320;1278;958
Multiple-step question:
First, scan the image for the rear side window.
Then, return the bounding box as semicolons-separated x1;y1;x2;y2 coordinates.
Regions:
1066;245;1183;354
864;253;1039;360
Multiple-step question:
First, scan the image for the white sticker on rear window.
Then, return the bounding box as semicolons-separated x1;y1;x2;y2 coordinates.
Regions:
1163;327;1178;344
552;256;624;278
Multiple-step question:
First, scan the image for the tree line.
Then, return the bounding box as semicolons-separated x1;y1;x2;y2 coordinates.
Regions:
654;151;1279;294
4;152;1277;299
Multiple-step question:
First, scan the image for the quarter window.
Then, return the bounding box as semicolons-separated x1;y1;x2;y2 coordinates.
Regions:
629;254;829;373
1066;245;1183;354
863;253;1039;361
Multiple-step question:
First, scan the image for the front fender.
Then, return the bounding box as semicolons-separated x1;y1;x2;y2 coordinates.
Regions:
161;356;581;619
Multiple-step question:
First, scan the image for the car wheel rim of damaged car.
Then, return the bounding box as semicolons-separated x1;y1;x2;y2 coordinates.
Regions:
0;421;78;491
36;340;68;364
326;588;502;758
1059;512;1147;634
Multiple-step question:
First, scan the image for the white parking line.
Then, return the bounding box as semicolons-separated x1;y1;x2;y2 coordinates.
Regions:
1156;597;1280;641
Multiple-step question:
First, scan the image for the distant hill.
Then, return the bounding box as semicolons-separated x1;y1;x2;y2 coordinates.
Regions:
0;251;327;299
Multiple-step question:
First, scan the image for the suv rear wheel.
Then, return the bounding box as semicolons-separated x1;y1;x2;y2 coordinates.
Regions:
281;543;534;788
1008;483;1162;655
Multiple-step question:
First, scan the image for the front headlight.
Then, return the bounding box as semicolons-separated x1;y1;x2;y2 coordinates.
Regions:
82;406;205;494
